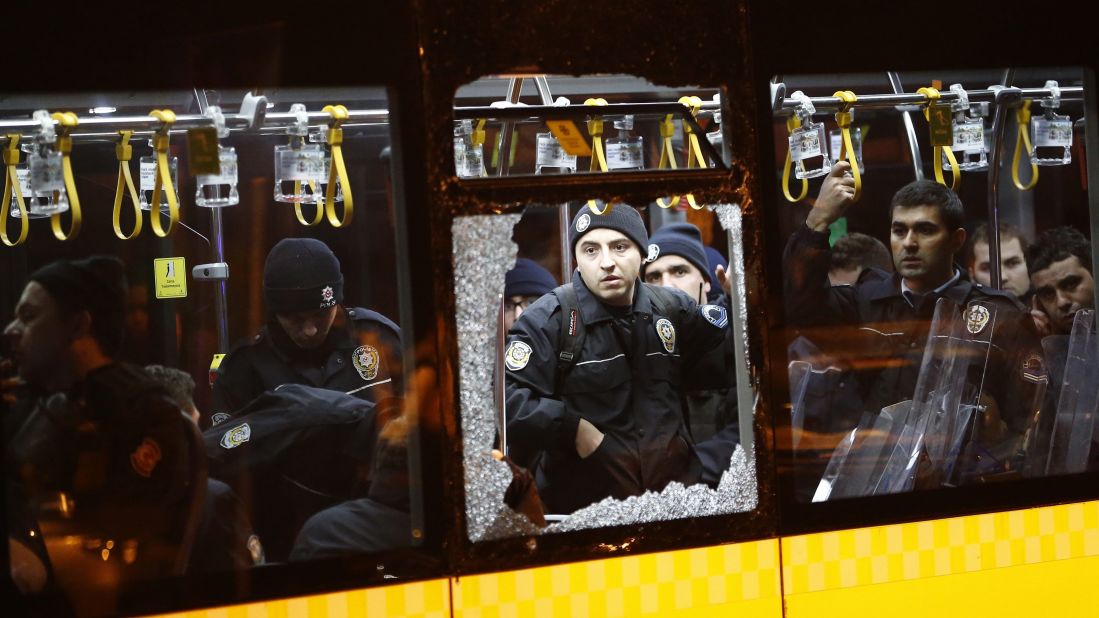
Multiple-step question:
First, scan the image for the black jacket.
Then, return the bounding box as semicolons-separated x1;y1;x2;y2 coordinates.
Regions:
504;271;728;513
784;224;1047;437
7;363;193;580
211;306;402;423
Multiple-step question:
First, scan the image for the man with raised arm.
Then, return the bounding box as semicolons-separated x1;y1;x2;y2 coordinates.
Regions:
784;162;1047;470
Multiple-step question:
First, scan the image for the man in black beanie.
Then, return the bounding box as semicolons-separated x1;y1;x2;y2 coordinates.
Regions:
211;238;402;421
642;222;715;304
642;222;740;450
503;258;558;332
503;204;733;514
3;256;193;598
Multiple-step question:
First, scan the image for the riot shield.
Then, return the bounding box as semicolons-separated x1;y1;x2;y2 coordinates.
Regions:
1046;309;1099;475
788;360;812;450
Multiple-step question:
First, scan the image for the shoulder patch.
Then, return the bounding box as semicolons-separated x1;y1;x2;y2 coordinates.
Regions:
701;304;729;328
220;423;252;449
576;213;591;233
210;412;232;426
130;437;162;478
655;318;676;353
353;344;381;380
505;341;533;371
646;243;660;263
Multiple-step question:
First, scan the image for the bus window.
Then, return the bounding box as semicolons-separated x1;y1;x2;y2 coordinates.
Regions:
452;74;729;180
766;68;1097;505
453;196;757;540
1;87;423;611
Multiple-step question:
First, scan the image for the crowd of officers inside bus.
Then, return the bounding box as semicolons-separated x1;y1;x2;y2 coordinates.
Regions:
1;159;1095;600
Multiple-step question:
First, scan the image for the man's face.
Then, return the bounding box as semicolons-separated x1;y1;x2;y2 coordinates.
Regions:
643;255;710;303
3;282;71;386
503;295;539;332
890;205;965;294
275;305;339;349
969;237;1030;297
575;228;642;306
1031;255;1095;334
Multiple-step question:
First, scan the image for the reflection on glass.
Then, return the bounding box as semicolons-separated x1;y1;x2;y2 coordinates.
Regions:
2;86;410;610
774;68;1094;504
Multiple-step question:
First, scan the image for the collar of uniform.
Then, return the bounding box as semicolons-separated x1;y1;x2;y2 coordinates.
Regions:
864;268;970;305
570;270;647;323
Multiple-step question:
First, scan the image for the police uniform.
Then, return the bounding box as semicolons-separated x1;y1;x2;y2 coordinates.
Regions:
211;306;402;421
642;223;740;469
784;224;1046;457
505;270;728;514
209;238;402;423
8;363;192;579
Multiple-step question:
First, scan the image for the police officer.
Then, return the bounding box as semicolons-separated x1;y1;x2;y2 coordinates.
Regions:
784;162;1047;481
504;205;730;514
211;238;402;423
503;258;558;332
3;256;192;595
642;222;739;452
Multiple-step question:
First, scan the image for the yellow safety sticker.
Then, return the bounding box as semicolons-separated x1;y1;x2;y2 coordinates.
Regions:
927;102;953;147
186;127;221;176
546;119;593;157
154;257;188;299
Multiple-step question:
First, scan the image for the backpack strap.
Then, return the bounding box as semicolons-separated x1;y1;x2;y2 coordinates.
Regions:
551;283;586;388
644;282;679;318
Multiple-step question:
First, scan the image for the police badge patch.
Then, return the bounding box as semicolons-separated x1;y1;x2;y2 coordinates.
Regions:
655;318;676;353
210;412;231;426
646;243;660;263
220;423;252;449
966;304;991;334
320;285;335;308
352;344;380;381
701;304;728;328
505;341;533;371
576;213;591;233
130;437;162;478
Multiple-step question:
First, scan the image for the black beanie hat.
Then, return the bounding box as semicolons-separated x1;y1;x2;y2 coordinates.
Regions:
505;258;558;297
644;223;712;282
569;204;649;256
29;256;128;355
263;238;344;313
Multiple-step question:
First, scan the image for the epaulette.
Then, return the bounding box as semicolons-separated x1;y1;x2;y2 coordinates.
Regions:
971;283;1026;311
347;307;401;338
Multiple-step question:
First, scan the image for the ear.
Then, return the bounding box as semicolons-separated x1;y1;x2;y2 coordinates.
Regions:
950;227;967;255
68;310;94;341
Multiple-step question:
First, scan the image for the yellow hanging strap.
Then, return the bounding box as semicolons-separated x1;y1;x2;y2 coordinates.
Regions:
584;98;610;215
1;134;29;247
49;112;82;241
112;130;143;239
655;113;680;208
148;109;180;237
832;90;862;202
321;104;353;227
917;87;959;191
781;116;810;202
679;96;705;210
1012;100;1039;191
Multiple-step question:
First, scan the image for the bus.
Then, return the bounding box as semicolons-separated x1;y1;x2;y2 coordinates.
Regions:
3;1;1098;616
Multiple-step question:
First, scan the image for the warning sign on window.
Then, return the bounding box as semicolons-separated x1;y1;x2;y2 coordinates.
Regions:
154;257;188;299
